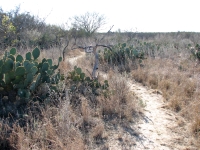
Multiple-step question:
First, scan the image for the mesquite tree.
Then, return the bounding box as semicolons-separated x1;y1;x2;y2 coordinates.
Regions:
70;12;106;36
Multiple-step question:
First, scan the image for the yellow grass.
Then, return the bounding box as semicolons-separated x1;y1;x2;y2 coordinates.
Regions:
132;57;200;146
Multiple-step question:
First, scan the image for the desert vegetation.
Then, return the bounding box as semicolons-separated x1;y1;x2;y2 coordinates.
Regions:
0;7;200;149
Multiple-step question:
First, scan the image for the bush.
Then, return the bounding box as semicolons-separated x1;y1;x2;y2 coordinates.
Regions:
100;43;145;72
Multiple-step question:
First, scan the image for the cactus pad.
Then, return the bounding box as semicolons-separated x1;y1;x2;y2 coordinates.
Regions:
26;52;32;60
42;62;49;72
76;68;82;74
47;59;52;67
15;66;26;76
2;58;13;73
8;55;15;61
16;55;23;63
31;66;38;76
10;48;16;55
32;47;40;60
59;57;62;62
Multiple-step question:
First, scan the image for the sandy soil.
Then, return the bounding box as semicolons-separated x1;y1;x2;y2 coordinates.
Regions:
129;82;196;150
67;53;197;150
104;80;197;150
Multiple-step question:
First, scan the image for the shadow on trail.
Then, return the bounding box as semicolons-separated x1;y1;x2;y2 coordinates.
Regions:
121;114;156;148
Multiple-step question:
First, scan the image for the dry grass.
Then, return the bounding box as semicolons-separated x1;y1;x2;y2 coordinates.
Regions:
0;49;139;149
58;61;71;76
66;48;84;57
2;33;199;148
0;101;85;150
100;70;138;122
131;56;200;146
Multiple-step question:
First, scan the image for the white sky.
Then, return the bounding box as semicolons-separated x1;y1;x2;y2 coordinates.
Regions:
1;0;200;32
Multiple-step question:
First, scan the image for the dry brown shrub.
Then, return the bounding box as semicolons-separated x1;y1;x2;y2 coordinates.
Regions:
159;79;171;91
40;47;61;63
131;67;148;85
66;48;84;57
131;56;200;145
75;53;95;77
191;115;200;135
91;122;105;140
169;97;182;112
183;80;196;98
81;98;91;124
147;74;159;89
0;100;86;150
58;61;71;76
0;46;139;149
97;71;138;122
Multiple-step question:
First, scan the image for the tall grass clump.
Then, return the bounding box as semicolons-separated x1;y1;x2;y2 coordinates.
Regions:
131;38;200;146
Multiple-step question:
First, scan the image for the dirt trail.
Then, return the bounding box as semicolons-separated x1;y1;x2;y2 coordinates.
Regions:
106;80;196;150
129;82;195;150
67;52;197;150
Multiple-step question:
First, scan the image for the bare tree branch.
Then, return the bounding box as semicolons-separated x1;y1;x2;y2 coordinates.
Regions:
97;25;114;45
70;12;106;36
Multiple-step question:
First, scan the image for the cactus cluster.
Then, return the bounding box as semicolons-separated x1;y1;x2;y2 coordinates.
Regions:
0;47;63;102
189;44;200;60
101;43;144;71
131;40;162;58
68;66;109;96
195;44;200;59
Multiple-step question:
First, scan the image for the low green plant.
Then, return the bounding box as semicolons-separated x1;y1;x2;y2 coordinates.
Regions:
100;43;145;71
0;47;63;103
195;44;200;59
67;66;109;96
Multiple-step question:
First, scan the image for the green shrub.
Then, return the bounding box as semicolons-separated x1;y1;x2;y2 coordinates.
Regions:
67;66;109;107
67;66;109;95
100;43;145;71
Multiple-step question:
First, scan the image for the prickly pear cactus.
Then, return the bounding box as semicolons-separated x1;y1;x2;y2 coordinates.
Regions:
0;47;63;103
100;43;145;71
67;66;109;96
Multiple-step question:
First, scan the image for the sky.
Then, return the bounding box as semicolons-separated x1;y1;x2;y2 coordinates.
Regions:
0;0;200;32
